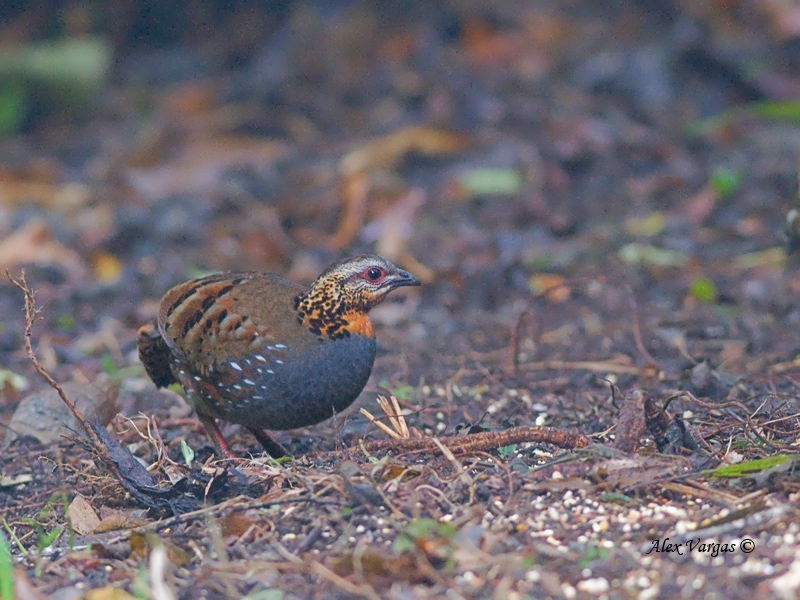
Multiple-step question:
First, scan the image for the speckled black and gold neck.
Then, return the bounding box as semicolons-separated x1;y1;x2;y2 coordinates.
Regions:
292;254;418;341
293;282;375;341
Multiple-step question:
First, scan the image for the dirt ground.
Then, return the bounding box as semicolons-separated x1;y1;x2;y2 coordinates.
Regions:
2;1;800;599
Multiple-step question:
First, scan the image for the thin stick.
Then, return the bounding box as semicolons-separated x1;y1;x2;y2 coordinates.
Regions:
6;270;112;463
309;560;382;600
515;360;643;375
628;285;658;366
309;424;590;462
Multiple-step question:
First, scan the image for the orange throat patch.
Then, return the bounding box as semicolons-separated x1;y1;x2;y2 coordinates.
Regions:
342;310;374;338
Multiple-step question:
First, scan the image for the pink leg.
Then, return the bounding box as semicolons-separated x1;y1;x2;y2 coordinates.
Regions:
197;413;236;459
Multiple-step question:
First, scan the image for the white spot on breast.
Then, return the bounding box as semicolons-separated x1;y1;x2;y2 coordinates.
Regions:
274;343;287;349
233;384;242;390
267;369;274;374
243;378;255;385
255;355;267;362
230;361;242;371
193;376;201;381
274;359;283;365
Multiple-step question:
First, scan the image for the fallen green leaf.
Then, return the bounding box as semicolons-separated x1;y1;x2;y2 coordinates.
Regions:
618;243;688;268
0;80;26;135
703;455;795;479
688;100;800;136
459;168;523;196
710;168;742;199
625;212;666;237
734;247;786;270
689;277;717;302
394;518;457;553
100;353;118;375
56;313;77;330
243;591;284;600
180;440;195;467
498;444;518;459
0;37;111;89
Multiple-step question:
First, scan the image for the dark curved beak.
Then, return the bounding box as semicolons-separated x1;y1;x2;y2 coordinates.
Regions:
385;268;421;290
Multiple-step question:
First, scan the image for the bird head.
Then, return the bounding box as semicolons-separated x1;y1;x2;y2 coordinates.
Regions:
295;255;420;340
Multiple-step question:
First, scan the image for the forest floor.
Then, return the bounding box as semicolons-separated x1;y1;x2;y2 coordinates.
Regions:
2;1;800;598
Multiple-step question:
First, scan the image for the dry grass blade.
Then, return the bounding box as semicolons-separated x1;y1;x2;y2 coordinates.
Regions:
360;395;410;440
360;408;403;440
150;545;177;600
392;395;409;438
432;437;472;487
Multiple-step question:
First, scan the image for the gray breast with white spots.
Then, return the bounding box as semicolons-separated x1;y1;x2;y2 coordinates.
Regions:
190;335;377;430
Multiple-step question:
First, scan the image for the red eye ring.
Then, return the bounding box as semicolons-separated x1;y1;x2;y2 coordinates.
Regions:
364;266;385;282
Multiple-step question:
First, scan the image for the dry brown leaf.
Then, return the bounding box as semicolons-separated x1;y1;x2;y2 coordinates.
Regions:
528;274;571;303
330;547;423;582
127;136;287;200
221;512;259;539
69;493;101;535
592;455;692;489
669;185;717;226
12;568;49;600
752;0;800;38
339;126;469;178
0;219;89;278
94;514;137;533
327;172;369;250
92;251;123;284
0;175;90;212
85;585;138;600
332;127;465;250
361;187;424;258
461;19;526;67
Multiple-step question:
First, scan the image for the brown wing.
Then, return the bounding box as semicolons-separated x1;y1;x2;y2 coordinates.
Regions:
156;272;326;413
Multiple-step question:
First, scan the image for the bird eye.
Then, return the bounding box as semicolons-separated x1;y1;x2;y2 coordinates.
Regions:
364;267;385;281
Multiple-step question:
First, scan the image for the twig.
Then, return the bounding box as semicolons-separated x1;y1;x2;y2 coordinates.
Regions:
309;560;382;600
6;270;113;465
463;450;515;505
679;392;794;450
514;360;643;375
627;285;658;366
508;275;607;374
100;494;345;546
309;425;590;461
